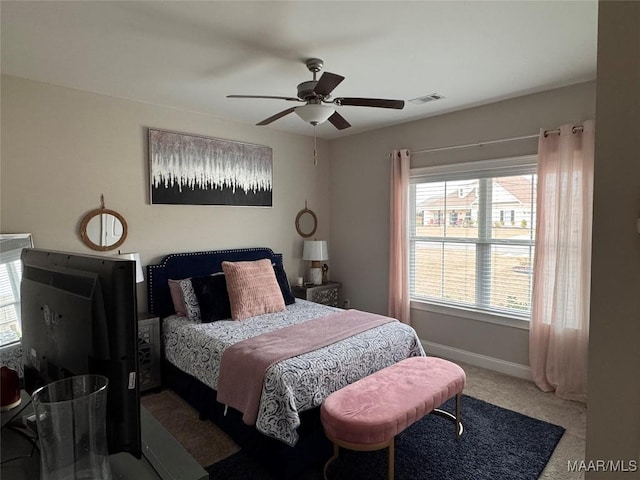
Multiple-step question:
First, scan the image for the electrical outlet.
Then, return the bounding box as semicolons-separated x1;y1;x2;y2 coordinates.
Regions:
343;299;350;309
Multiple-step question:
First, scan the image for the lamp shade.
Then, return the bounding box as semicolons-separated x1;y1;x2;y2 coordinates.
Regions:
295;104;335;126
303;240;329;262
117;252;144;283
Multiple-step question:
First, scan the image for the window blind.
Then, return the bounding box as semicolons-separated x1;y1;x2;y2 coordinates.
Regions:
410;155;537;319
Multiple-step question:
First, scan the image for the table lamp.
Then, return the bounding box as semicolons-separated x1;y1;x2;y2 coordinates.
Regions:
302;240;328;285
117;252;144;283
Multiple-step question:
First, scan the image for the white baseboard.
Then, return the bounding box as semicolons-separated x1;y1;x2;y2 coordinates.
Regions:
421;340;533;381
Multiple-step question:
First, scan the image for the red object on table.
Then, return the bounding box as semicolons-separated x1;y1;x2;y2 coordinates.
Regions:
0;366;21;411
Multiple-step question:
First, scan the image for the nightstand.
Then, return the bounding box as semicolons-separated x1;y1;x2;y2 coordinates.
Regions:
292;281;341;307
137;313;161;392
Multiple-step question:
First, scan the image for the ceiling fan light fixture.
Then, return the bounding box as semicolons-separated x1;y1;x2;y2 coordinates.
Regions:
228;58;403;130
295;104;335;126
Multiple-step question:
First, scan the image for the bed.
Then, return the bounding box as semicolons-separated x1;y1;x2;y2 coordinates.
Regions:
147;247;425;475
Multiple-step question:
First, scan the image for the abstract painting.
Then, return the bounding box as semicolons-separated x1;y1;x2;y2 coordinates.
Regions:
149;128;272;206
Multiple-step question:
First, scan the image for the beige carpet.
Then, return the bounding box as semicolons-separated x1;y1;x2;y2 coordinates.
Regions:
458;362;586;480
141;389;239;466
142;362;586;478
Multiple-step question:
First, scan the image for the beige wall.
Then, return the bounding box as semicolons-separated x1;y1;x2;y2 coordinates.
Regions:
0;75;330;312
328;81;596;368
586;1;640;475
0;76;599;371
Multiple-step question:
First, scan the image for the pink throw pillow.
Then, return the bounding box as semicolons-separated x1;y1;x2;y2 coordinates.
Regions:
168;279;187;317
222;259;286;321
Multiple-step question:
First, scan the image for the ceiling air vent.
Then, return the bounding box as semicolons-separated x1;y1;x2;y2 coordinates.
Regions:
408;93;445;105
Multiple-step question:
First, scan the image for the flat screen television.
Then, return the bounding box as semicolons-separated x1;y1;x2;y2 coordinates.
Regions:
20;248;141;458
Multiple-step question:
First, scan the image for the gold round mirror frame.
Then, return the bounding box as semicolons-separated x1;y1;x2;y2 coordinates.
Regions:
295;206;318;238
79;207;128;252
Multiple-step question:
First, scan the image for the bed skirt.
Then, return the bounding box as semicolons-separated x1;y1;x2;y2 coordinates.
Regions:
162;359;331;479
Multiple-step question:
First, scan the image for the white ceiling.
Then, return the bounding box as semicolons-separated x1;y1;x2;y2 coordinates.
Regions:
0;1;598;139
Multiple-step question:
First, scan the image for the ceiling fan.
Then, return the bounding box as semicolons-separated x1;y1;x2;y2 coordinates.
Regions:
227;58;405;130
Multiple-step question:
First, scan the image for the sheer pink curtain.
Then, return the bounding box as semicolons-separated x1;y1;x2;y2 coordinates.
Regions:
388;149;411;324
530;120;594;402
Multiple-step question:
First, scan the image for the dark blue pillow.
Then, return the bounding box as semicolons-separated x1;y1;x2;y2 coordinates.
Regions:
273;263;296;305
190;274;231;323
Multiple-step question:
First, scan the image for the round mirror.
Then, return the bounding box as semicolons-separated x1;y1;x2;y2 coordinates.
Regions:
79;208;128;251
295;208;317;238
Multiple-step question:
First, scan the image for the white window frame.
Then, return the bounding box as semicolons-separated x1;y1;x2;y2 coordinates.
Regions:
0;255;24;347
0;234;33;347
409;155;537;329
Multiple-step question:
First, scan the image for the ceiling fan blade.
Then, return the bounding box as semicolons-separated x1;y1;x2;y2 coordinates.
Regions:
328;111;351;130
334;97;405;109
256;107;296;126
227;95;304;102
314;72;345;96
227;95;302;102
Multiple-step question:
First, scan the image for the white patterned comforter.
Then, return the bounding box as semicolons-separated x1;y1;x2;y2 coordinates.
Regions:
163;300;425;446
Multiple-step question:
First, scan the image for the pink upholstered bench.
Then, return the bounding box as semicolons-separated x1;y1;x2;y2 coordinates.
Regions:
320;356;466;480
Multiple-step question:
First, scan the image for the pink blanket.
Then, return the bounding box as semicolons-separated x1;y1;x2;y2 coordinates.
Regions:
216;309;396;425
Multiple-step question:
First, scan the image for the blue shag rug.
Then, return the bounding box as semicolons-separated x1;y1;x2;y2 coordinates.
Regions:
207;395;565;480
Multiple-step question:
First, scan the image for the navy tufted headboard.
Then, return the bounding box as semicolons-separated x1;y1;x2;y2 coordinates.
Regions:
146;247;283;318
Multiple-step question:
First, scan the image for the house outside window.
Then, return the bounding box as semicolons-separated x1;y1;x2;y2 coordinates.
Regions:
409;156;537;322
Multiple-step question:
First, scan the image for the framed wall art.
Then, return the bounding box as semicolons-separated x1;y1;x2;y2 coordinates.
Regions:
148;128;273;206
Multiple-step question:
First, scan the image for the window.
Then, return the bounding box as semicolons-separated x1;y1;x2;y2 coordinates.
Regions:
410;156;537;320
0;234;33;347
0;260;23;345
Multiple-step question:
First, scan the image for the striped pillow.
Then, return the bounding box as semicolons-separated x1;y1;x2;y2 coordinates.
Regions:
222;259;286;320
